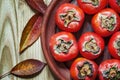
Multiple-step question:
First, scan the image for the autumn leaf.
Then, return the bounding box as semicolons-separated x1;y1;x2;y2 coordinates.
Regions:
0;59;46;79
25;0;47;14
19;13;43;54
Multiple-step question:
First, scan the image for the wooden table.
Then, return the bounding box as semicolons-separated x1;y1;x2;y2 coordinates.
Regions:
0;0;54;80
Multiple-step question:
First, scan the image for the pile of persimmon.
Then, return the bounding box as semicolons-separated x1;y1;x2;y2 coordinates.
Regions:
49;0;120;80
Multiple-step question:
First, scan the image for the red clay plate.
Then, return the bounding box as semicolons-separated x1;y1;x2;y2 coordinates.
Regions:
41;0;112;80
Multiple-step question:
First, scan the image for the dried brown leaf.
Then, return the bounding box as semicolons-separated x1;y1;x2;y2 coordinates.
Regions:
19;13;42;54
11;59;46;77
25;0;47;14
0;59;46;79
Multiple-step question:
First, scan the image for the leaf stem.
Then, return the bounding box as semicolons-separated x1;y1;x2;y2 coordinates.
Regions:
0;71;11;79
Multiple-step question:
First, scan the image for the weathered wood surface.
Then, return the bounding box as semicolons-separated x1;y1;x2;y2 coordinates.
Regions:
0;0;54;80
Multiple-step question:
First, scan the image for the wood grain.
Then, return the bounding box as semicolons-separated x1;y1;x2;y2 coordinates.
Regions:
0;0;54;80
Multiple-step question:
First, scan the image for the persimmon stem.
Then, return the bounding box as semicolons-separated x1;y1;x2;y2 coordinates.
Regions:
0;71;11;79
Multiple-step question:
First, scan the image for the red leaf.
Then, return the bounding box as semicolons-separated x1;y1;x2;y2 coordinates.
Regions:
19;13;42;54
25;0;47;14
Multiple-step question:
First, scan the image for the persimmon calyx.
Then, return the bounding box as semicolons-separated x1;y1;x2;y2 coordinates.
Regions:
82;0;99;6
59;9;80;27
83;38;100;54
77;62;93;79
114;38;120;56
54;39;73;54
103;66;120;80
99;14;116;31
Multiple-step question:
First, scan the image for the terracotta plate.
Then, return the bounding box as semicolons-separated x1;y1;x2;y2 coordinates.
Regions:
41;0;111;80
